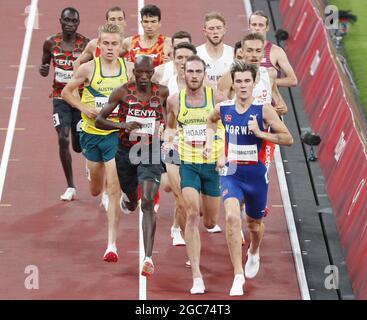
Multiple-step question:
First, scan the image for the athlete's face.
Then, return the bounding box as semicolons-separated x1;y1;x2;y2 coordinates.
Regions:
249;15;269;36
141;15;161;37
232;71;255;100
204;19;226;46
172;37;191;48
107;11;126;31
174;48;195;76
242;39;264;66
60;10;79;36
184;60;206;90
98;33;122;61
134;61;154;87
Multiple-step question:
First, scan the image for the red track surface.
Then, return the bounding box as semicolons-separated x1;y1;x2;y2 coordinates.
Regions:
0;0;300;299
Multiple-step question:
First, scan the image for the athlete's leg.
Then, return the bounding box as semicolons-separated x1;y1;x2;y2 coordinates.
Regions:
70;108;82;153
140;179;160;258
86;160;105;196
201;195;220;230
246;216;265;254
104;158;121;254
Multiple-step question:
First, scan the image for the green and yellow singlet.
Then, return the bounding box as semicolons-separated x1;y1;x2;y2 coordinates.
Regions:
81;57;128;135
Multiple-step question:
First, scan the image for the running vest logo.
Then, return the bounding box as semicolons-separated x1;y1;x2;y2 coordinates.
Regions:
224;114;232;122
150;100;159;108
183;110;188;116
97;79;103;85
225;124;253;135
264;145;272;169
128;108;157;117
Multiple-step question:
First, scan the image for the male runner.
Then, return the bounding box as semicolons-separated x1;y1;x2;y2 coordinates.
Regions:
121;4;172;67
152;30;192;84
163;55;223;294
73;6;127;71
61;24;129;262
39;7;89;201
95;56;169;277
249;10;297;87
204;60;293;295
196;12;233;89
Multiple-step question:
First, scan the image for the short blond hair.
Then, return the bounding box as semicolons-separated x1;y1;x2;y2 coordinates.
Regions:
98;23;122;38
204;12;226;26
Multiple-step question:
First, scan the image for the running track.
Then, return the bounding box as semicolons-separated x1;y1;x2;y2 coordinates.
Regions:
0;0;300;299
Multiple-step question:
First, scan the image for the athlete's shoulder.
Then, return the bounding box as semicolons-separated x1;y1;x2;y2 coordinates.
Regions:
157;83;169;96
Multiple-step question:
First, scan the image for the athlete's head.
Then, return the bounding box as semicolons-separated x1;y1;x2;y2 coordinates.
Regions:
203;12;226;46
98;24;123;61
106;6;126;32
60;7;80;37
241;32;265;66
234;41;244;60
230;60;257;100
172;31;192;47
173;42;197;75
249;10;269;37
184;55;206;91
134;55;154;88
140;4;162;37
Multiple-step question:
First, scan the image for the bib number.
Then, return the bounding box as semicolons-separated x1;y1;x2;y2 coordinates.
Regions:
227;143;258;162
183;124;207;143
95;97;119;116
52;113;60;127
55;67;73;84
126;115;156;135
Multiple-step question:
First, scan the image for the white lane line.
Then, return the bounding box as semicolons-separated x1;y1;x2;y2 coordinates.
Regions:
138;0;146;301
0;0;38;203
137;0;144;35
274;146;311;300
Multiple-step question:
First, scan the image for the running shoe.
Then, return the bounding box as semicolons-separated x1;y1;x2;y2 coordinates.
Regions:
190;277;205;294
141;257;154;277
207;224;222;233
245;249;260;279
229;274;245;296
103;250;118;263
60;187;76;201
171;226;186;246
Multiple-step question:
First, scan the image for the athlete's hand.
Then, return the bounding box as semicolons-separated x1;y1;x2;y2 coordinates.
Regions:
122;121;142;132
161;141;175;154
274;103;287;115
82;106;99;119
202;146;212;160
248;115;261;137
39;64;50;77
215;157;225;171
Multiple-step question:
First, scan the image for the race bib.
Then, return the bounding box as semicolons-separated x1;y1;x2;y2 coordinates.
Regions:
126;115;156;135
183;124;207;143
55;67;73;84
95;97;119;116
227;143;258;162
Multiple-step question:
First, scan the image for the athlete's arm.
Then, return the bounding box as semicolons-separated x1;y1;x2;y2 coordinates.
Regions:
273;46;298;87
39;37;53;77
163;93;179;146
272;82;288;115
125;60;134;80
248;104;293;146
163;37;173;63
203;104;221;160
61;62;98;118
217;71;232;100
73;39;97;72
120;37;132;58
95;85;142;132
152;63;164;83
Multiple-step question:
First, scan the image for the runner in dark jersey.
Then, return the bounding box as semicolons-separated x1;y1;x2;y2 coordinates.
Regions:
39;7;89;201
95;55;169;277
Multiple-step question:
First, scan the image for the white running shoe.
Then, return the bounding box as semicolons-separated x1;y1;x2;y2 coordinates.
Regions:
171;226;186;246
207;224;222;233
120;192;133;214
229;274;245;296
60;187;76;201
100;192;109;211
245;249;260;279
190;277;205;294
185;260;191;268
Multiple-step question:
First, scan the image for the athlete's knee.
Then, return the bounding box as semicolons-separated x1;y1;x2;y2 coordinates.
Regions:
90;186;103;197
140;192;155;213
186;212;200;228
57;131;70;149
226;211;241;227
203;217;215;229
247;220;261;233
